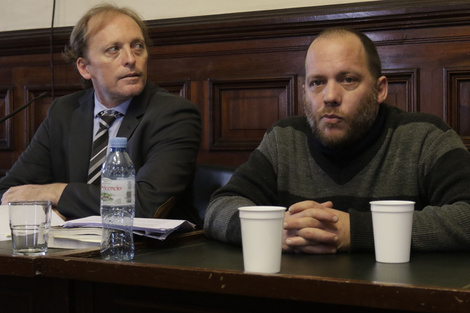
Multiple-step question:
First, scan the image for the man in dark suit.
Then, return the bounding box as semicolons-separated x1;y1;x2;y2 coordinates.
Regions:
0;4;202;224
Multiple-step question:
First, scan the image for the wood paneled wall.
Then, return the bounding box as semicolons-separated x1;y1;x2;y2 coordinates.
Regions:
1;0;470;176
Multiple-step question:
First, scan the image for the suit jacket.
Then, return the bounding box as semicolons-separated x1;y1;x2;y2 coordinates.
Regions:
0;82;202;225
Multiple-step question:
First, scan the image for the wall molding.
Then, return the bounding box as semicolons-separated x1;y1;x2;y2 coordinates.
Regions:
0;88;13;150
383;68;419;113
2;0;470;57
209;76;296;151
444;67;470;150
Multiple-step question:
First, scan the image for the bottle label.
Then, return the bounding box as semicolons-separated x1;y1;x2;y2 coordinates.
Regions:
101;178;135;205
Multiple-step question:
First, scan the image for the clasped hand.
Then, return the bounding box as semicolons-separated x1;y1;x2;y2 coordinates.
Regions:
283;200;350;254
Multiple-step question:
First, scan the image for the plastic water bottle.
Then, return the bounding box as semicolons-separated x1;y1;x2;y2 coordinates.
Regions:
100;137;135;261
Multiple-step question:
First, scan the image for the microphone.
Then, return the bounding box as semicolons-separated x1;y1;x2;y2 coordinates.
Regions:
0;92;48;123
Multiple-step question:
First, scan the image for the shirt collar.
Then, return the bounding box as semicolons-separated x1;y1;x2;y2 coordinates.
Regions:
93;94;132;117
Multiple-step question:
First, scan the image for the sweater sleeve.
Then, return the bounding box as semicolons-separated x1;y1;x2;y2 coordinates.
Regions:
204;135;280;245
411;130;470;251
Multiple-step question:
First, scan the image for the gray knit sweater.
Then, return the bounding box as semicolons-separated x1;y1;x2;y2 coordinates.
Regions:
204;104;470;252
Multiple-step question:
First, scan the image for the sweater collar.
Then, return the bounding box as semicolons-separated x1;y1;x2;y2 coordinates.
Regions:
310;103;387;167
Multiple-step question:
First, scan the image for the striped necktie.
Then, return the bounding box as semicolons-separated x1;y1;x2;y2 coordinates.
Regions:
87;110;123;185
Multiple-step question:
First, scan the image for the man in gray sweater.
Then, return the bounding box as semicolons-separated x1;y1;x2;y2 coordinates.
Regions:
204;27;470;253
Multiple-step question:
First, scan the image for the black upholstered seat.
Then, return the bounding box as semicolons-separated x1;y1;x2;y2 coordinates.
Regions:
193;164;235;221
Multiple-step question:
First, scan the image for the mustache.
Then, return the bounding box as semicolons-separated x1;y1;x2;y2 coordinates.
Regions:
319;110;344;120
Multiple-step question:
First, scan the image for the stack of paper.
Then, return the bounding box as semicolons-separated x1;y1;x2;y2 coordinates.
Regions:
57;215;196;248
63;215;195;240
49;227;102;249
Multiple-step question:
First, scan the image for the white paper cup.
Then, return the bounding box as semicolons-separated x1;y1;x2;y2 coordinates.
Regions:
8;201;52;256
370;200;414;263
238;206;286;273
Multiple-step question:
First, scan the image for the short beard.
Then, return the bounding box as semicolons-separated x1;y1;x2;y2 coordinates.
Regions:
304;88;379;148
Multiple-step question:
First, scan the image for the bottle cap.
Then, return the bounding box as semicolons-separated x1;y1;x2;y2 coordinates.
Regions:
109;137;127;148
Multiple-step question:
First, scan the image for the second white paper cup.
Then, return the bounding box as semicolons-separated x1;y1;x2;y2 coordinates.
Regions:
370;200;414;263
238;206;286;273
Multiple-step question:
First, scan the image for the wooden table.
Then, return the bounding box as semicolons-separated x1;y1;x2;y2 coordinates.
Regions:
1;232;469;312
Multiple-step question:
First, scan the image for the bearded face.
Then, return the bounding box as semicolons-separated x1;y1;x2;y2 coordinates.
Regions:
302;32;386;148
304;85;379;148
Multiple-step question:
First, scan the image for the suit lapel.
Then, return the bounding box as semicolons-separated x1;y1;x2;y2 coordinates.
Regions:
116;82;151;139
68;90;95;182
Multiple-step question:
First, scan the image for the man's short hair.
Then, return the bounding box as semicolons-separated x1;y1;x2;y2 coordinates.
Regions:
63;3;151;88
314;27;382;81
